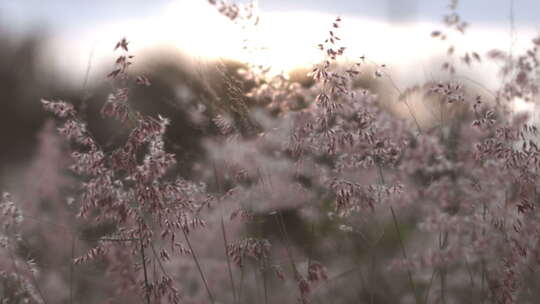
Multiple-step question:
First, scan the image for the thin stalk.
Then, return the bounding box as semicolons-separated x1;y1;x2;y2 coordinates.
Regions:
182;228;215;304
238;264;245;304
70;234;75;304
253;263;262;304
390;205;420;304
6;227;48;304
438;231;448;304
464;258;475;304
354;262;370;304
369;252;376;304
256;215;268;304
221;216;237;304
24;259;48;304
480;202;487;304
481;260;486;304
275;213;298;275
381;70;423;134
261;266;269;304
139;234;151;304
16;238;48;304
423;269;437;304
377;164;420;304
440;266;447;304
148;242;171;278
275;212;304;300
215;162;237;304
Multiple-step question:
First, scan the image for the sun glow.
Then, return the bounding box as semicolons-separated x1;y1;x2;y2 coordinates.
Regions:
157;2;326;74
42;0;539;90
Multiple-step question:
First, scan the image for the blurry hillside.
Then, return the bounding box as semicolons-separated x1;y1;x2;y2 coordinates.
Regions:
0;27;485;190
0;30;249;185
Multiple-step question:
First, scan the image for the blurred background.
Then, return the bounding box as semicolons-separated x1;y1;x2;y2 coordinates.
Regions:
1;0;539;182
1;0;539;171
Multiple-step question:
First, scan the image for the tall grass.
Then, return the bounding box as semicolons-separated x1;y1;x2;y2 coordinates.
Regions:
2;1;540;303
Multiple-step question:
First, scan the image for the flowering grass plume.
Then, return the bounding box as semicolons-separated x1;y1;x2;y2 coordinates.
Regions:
3;0;540;303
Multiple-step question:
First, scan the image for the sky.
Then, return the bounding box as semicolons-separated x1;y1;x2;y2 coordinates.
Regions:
1;0;539;89
3;0;540;30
